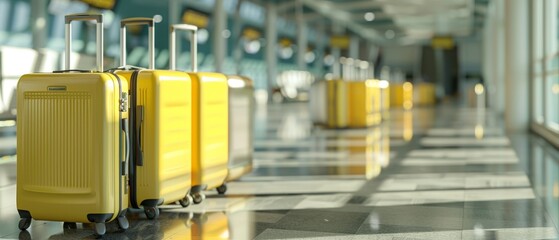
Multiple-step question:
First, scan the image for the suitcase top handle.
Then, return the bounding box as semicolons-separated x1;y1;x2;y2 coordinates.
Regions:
169;24;198;72
65;13;104;72
120;18;155;69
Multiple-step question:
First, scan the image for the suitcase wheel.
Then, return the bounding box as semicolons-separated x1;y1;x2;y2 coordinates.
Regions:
18;231;31;240
216;184;227;195
178;195;193;208
144;206;160;220
18;218;31;230
94;223;106;236
117;215;129;230
192;192;205;204
63;222;77;229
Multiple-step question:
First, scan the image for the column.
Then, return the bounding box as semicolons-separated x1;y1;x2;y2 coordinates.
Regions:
213;0;227;72
494;0;506;115
296;0;307;70
331;23;344;78
504;0;529;131
169;0;182;60
232;0;244;74
314;22;325;79
265;2;278;100
349;34;359;59
31;0;47;49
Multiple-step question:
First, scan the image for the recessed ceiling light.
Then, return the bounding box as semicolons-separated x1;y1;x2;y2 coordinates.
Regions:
364;12;375;21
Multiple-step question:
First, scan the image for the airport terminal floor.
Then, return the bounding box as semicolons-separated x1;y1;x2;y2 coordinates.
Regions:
0;102;558;239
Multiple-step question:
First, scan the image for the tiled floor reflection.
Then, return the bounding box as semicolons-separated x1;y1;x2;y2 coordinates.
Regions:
0;104;557;239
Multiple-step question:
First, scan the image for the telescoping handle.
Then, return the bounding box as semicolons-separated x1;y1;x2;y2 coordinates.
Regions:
169;24;198;72
120;18;155;69
341;57;355;81
358;60;369;81
65;13;104;72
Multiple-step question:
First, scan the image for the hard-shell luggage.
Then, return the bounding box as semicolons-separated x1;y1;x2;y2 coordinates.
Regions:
309;80;327;125
16;14;129;236
379;80;390;119
221;75;254;192
115;18;193;219
346;60;379;128
326;79;348;128
390;82;413;109
170;24;229;204
370;80;382;124
413;82;436;106
346;80;378;128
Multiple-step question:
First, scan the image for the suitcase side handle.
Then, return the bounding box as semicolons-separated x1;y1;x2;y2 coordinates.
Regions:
120;18;155;69
65;13;104;72
169;24;198;72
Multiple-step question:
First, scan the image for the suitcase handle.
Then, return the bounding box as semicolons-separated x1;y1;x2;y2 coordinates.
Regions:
135;105;144;166
169;24;198;72
120;18;155;69
340;57;351;81
65;13;104;72
357;60;369;81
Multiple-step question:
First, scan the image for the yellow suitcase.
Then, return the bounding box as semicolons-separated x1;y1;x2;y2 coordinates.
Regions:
170;24;229;204
390;82;413;109
414;82;436;106
16;14;129;236
379;80;390;119
326;79;348;128
115;18;193;219
221;75;254;192
346;80;378;128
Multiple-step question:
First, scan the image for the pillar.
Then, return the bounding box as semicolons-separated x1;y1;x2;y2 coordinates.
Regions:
233;0;244;74
265;2;278;100
213;0;227;72
504;0;529;131
349;35;359;59
314;22;325;79
31;0;47;49
331;23;344;78
296;0;307;70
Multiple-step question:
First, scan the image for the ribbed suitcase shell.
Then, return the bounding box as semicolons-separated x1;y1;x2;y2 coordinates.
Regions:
226;75;254;182
16;73;128;223
116;70;192;208
188;72;229;191
326;80;348;128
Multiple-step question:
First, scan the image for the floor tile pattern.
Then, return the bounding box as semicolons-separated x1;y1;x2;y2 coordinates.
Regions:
0;104;556;239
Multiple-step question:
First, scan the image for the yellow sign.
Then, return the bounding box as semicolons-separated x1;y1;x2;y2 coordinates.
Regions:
279;38;292;47
81;0;117;9
431;36;454;49
330;35;350;49
182;10;209;28
242;28;261;40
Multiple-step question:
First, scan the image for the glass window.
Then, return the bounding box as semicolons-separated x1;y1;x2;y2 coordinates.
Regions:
546;74;559;130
